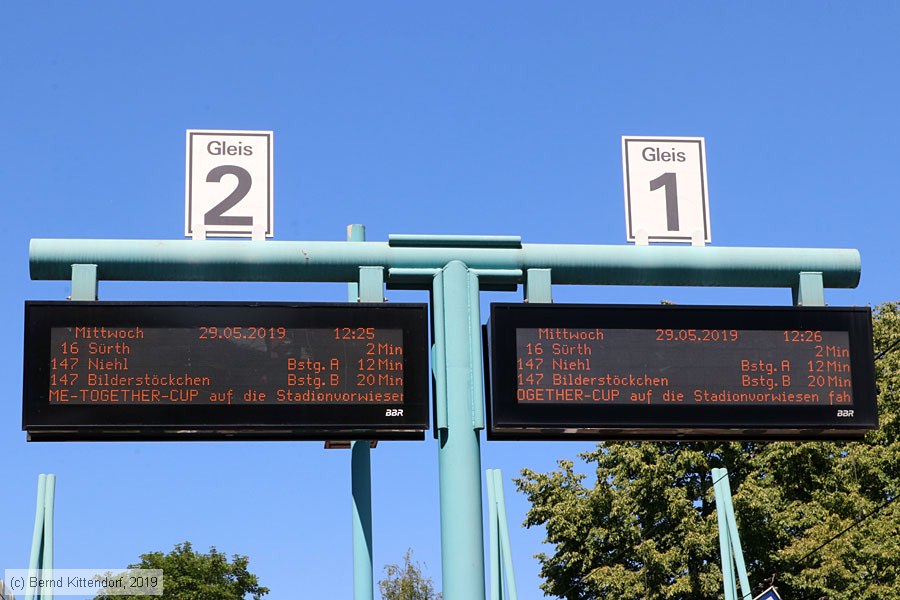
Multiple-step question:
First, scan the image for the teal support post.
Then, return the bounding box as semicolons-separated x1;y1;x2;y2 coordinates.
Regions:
42;476;55;600
26;475;47;600
719;472;751;599
351;441;373;600
348;225;376;600
70;264;98;301
26;474;55;600
433;261;486;600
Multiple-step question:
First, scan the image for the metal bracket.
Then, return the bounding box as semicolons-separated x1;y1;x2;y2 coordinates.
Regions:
190;221;207;241
793;271;825;307
251;220;266;241
432;262;486;431
358;267;385;302
71;264;98;301
431;263;526;431
388;234;522;249
524;268;552;304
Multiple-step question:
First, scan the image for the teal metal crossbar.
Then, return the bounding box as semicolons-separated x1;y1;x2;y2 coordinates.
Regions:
31;239;859;289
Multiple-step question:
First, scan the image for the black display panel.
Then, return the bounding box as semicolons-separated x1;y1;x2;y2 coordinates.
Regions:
486;304;877;440
23;302;430;441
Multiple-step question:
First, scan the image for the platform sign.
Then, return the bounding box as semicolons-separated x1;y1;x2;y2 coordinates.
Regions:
23;302;429;441
185;129;273;239
622;136;710;244
485;303;877;440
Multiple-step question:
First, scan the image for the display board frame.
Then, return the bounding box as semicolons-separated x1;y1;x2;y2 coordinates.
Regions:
485;303;877;440
23;301;430;441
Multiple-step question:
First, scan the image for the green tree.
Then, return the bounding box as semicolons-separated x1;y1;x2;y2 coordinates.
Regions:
93;541;268;600
379;549;442;600
516;303;900;600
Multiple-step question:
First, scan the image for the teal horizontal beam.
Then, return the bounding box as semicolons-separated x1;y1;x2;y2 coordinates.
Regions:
30;239;861;289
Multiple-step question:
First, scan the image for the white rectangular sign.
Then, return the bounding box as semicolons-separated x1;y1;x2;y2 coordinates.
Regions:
185;129;273;239
622;136;710;244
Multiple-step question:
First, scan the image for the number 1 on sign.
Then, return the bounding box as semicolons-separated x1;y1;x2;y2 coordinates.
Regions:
649;172;679;231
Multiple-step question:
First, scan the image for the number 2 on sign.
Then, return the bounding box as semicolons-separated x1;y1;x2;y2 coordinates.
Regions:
205;165;253;226
649;172;679;231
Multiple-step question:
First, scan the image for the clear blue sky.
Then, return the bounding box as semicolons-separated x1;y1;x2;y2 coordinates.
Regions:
2;3;898;598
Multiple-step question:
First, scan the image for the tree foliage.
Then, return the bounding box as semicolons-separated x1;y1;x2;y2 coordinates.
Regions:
516;302;900;600
93;541;268;600
379;548;442;600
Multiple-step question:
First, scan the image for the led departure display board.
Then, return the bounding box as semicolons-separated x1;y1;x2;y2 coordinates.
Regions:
485;304;877;440
23;302;429;441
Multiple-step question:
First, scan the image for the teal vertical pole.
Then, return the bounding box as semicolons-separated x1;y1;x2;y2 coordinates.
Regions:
26;475;47;600
41;475;55;600
348;225;374;600
351;441;373;600
434;261;486;600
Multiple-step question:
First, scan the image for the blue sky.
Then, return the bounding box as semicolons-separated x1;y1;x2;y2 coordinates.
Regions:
2;3;899;598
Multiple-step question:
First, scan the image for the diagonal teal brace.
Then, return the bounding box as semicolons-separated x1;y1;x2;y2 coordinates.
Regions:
24;474;55;600
491;470;518;600
718;472;751;600
713;468;738;600
486;470;501;600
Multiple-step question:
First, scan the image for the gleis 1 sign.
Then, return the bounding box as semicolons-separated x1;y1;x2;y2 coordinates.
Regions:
622;136;710;244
